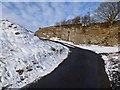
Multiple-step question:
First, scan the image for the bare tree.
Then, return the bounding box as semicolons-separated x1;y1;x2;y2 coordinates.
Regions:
81;8;92;26
56;19;72;26
71;16;80;24
90;16;96;23
60;19;68;25
55;22;61;26
88;8;91;24
82;15;90;26
95;2;120;24
66;19;72;25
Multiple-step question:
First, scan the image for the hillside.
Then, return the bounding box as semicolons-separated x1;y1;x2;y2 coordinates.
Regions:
35;20;120;46
0;20;119;89
0;20;69;89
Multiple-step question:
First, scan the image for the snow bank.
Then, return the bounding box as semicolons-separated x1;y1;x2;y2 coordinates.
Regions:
0;20;69;89
50;37;119;54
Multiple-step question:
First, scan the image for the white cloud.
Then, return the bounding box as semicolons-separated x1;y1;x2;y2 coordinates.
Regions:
1;2;101;31
2;2;83;31
1;3;40;31
1;2;64;31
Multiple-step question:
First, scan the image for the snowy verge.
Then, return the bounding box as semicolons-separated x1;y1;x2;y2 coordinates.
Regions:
50;37;119;54
50;37;120;89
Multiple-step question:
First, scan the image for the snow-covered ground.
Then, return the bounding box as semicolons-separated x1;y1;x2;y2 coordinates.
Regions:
50;37;120;89
0;20;69;89
0;20;119;89
102;53;120;89
50;37;119;54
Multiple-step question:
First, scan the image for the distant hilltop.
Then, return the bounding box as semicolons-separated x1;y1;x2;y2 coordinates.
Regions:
35;20;120;46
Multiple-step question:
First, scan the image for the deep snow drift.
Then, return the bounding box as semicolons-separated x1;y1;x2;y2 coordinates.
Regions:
0;20;69;89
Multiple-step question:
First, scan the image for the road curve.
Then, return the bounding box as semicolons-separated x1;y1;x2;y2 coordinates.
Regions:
22;41;110;88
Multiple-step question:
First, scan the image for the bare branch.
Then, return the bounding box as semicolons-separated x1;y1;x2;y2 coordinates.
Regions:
95;2;120;24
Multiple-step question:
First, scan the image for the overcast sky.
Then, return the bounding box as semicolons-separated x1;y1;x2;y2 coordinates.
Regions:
0;1;108;31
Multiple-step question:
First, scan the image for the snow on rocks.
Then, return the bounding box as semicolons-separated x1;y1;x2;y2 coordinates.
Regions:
101;52;120;89
0;20;69;89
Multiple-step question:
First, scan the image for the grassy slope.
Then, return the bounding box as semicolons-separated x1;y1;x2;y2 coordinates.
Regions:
35;20;120;46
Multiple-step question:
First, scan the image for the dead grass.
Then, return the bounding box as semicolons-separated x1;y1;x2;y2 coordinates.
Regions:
35;20;120;46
